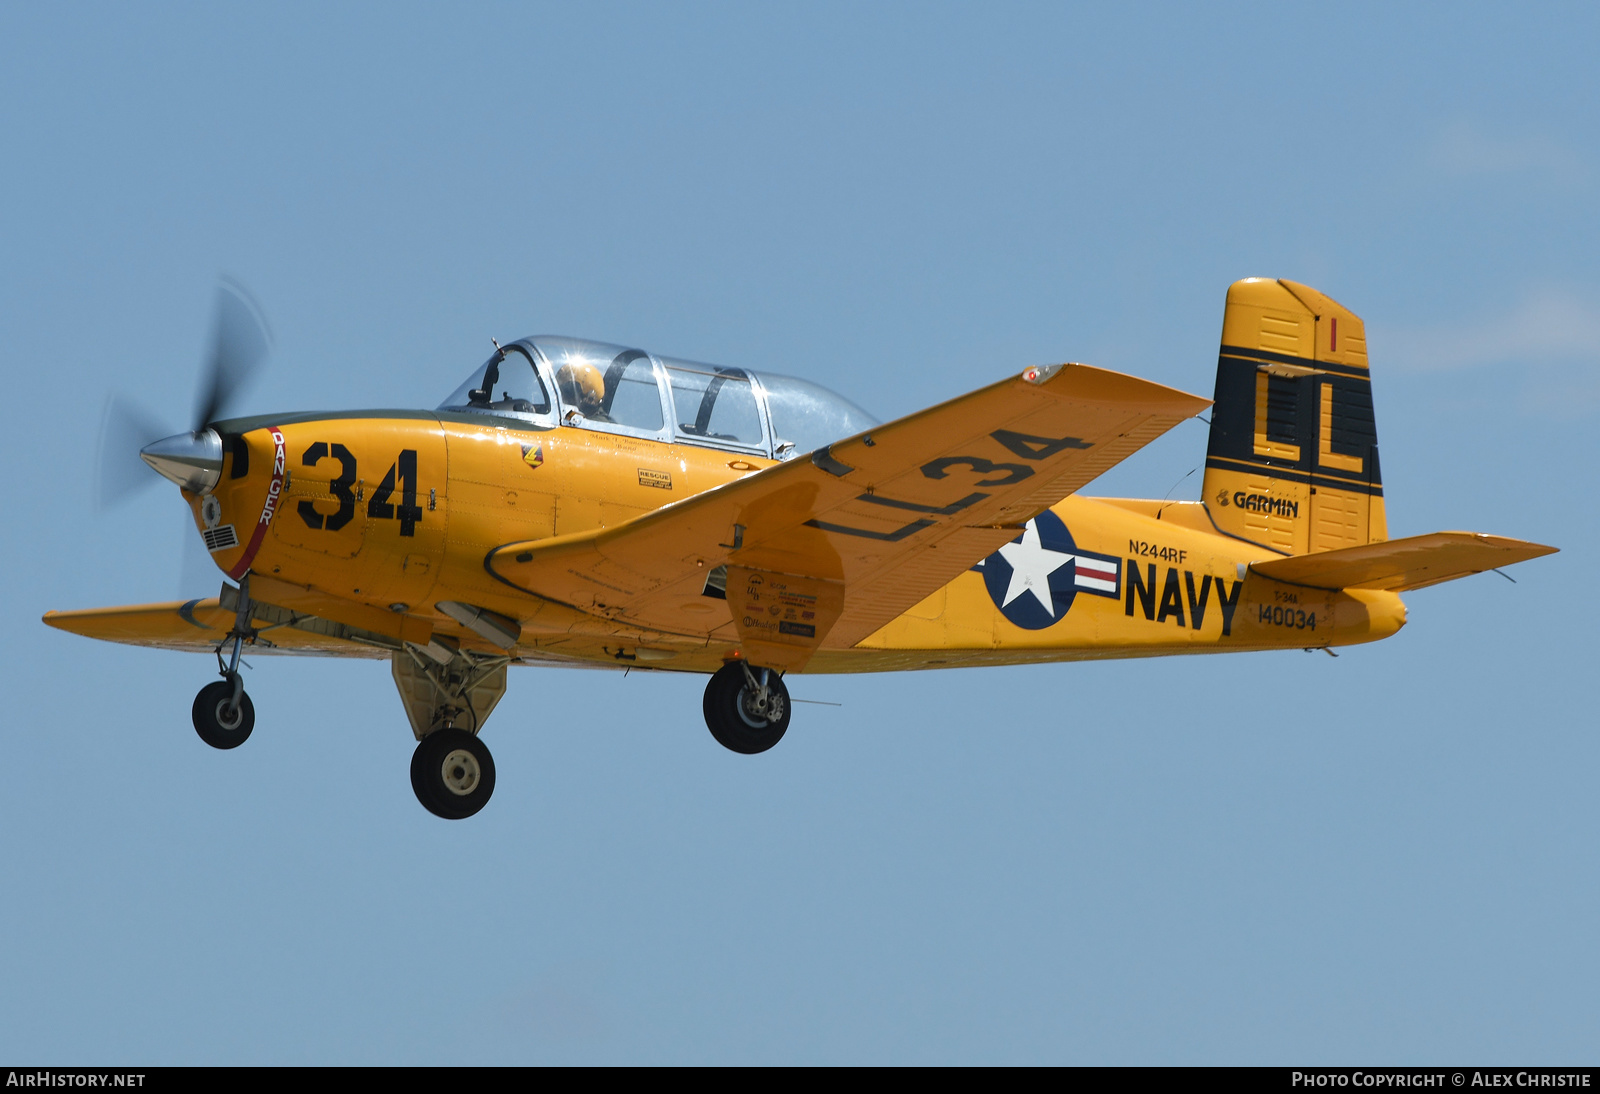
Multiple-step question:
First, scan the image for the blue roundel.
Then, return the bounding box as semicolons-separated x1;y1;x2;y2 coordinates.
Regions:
980;509;1082;630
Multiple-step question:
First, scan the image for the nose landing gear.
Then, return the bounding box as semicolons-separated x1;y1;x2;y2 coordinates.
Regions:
703;661;790;754
193;577;258;750
192;679;255;748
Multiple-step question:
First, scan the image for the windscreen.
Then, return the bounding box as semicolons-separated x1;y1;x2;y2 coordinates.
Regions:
438;345;551;417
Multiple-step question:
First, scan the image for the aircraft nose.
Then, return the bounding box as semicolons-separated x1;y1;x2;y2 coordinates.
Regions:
140;429;224;494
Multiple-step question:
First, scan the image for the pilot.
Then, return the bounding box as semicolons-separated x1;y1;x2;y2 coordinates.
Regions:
556;360;611;422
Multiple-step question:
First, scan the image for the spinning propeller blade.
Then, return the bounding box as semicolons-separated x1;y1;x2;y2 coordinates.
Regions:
192;277;271;433
92;278;272;510
94;393;171;510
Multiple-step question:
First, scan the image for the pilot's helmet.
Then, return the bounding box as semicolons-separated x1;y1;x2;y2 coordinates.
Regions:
556;360;605;414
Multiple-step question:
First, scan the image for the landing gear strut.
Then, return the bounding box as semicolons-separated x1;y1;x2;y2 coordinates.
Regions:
703;661;790;754
193;577;257;749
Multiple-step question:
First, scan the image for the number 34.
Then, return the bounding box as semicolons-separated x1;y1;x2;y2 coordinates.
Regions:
298;443;423;537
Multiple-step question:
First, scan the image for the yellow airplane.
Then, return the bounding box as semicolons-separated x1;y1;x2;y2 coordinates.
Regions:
47;278;1556;819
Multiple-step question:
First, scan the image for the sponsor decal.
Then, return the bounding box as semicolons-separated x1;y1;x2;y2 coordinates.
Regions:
736;572;824;643
1232;491;1299;518
978;510;1121;630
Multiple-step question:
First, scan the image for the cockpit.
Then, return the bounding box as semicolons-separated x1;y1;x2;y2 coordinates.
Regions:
438;336;878;460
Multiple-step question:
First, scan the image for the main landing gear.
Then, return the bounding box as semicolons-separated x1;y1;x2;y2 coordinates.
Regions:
187;580;790;812
393;643;508;819
703;661;790;754
192;578;258;750
410;727;496;820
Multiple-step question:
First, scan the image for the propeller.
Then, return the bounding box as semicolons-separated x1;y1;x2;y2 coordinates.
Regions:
191;276;271;436
93;278;272;510
93;393;170;510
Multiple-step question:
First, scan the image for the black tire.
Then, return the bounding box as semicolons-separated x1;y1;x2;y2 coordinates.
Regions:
411;728;496;819
703;662;790;755
192;679;255;750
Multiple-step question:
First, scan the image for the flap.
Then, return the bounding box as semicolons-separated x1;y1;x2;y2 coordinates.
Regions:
1250;532;1557;592
487;362;1209;659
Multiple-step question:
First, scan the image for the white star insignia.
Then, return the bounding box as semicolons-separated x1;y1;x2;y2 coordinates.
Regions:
996;520;1075;615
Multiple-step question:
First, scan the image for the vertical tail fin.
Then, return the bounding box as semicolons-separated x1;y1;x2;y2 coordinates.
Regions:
1201;278;1386;555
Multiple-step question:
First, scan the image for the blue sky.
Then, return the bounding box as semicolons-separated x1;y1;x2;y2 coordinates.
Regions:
1;3;1595;1063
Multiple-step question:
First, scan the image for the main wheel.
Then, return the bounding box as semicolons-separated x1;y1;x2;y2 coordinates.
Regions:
192;679;255;750
703;662;790;754
411;728;496;819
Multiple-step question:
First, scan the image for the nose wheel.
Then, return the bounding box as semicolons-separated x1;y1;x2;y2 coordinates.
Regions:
411;728;497;819
192;678;255;749
703;661;791;754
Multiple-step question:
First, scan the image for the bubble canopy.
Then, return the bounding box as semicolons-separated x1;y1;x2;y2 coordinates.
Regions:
439;336;878;460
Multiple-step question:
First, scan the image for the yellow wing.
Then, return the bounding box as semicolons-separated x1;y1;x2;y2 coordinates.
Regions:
1249;532;1558;592
43;596;397;658
487;362;1210;666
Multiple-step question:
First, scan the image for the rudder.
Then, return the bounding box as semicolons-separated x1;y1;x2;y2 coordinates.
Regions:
1201;278;1386;555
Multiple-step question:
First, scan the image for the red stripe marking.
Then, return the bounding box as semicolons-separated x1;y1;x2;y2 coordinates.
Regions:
227;426;285;580
1330;316;1338;352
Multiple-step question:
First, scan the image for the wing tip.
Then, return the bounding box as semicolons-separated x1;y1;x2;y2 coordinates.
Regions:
1029;361;1211;413
1438;531;1559;558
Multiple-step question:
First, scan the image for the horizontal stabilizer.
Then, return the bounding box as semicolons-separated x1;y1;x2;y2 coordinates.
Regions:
1250;532;1557;592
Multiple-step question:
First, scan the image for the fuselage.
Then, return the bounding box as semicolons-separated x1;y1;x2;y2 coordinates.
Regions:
190;408;1405;675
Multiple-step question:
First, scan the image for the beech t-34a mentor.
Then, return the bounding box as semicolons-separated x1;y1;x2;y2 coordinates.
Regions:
48;278;1556;818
